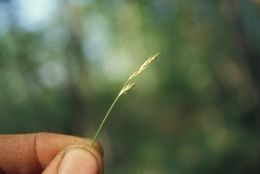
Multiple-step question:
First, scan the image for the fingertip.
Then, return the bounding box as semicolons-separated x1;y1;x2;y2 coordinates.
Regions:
43;146;103;174
35;133;104;167
59;148;100;174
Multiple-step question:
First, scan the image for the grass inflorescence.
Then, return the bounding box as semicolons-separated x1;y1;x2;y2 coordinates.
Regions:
91;53;160;145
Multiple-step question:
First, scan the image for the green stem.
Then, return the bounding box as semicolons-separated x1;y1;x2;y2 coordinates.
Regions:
90;53;159;146
91;93;121;146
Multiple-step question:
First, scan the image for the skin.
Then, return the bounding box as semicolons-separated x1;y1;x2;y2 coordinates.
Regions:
0;133;104;174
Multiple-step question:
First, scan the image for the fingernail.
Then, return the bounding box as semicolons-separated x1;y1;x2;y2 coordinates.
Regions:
59;148;99;174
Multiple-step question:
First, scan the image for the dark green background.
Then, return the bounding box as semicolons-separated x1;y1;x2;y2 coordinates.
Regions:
1;0;260;173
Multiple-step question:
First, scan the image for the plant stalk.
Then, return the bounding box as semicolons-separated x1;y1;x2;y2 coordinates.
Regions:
90;53;159;146
91;93;121;145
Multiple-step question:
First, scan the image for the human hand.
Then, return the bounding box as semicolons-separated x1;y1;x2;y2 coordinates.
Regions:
0;133;104;174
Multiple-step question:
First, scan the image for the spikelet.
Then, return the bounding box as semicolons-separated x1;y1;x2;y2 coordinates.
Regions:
128;53;160;81
119;82;136;96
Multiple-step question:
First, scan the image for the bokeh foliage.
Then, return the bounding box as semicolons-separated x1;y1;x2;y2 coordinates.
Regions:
0;0;260;173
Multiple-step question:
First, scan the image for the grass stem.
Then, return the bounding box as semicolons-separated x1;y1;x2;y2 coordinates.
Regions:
91;53;159;146
91;94;121;145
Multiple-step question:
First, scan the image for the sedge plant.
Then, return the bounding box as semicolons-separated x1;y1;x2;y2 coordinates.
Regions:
91;53;160;146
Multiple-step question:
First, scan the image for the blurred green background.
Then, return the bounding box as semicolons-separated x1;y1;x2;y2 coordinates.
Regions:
1;0;260;173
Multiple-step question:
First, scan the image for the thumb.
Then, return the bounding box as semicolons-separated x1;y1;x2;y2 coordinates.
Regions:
43;145;103;174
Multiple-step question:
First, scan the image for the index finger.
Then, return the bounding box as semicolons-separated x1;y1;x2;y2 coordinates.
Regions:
0;133;103;174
